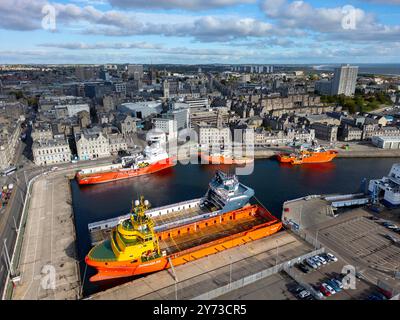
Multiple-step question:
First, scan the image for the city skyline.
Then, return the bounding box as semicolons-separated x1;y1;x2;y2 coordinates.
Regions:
0;0;400;64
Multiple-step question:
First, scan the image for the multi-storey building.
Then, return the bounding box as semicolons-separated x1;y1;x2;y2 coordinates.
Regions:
331;65;358;96
76;131;110;160
109;134;128;155
153;118;177;141
195;124;231;148
310;122;338;142
32;138;72;166
0;120;22;170
189;108;230;128
31;123;53;141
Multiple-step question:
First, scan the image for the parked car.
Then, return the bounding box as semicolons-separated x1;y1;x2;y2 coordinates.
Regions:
297;290;311;299
382;222;396;228
296;262;310;274
387;224;399;230
383;234;398;242
331;278;344;290
326;253;338;262
368;292;386;300
315;255;327;265
326;279;342;293
373;292;387;300
311;256;322;267
305;258;318;269
322;283;336;295
319;283;333;297
312;285;324;299
289;285;306;295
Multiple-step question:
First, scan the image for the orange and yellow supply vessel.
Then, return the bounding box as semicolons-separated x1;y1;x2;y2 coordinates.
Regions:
200;150;254;165
76;142;175;185
85;171;282;282
277;144;338;165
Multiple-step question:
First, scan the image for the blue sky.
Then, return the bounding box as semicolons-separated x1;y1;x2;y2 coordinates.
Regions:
0;0;399;64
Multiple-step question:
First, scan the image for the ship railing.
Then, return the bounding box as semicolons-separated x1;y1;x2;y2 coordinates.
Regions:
88;199;203;232
154;210;221;233
168;205;278;259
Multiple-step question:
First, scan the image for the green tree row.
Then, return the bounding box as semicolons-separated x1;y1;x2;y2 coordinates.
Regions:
320;92;392;114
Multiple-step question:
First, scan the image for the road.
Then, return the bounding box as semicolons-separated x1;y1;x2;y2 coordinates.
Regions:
0;121;118;298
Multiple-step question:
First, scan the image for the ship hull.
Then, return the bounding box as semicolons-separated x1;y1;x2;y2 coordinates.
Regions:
200;153;254;165
86;205;282;282
277;151;338;165
76;157;175;185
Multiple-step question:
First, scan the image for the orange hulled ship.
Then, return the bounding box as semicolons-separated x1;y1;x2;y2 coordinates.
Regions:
277;143;338;165
76;143;175;185
85;171;282;282
200;150;254;165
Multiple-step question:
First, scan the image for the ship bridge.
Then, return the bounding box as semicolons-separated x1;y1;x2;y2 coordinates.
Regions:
201;171;254;213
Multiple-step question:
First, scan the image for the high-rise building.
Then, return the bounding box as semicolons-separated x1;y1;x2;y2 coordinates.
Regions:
331;64;358;96
127;64;143;81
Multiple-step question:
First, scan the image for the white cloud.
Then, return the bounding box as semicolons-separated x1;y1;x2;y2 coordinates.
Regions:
261;0;400;42
108;0;255;10
38;41;163;49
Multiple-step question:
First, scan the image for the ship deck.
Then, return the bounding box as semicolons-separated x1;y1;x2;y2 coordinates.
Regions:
159;212;273;255
153;206;213;229
89;204;216;246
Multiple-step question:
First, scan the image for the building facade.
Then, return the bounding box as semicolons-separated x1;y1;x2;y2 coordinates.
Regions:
76;132;110;160
310;123;338;142
331;65;358;96
32;139;72;166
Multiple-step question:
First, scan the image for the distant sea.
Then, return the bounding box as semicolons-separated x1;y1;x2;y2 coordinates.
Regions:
311;64;400;76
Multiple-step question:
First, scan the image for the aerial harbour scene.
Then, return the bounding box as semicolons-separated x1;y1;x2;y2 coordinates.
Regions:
1;0;400;312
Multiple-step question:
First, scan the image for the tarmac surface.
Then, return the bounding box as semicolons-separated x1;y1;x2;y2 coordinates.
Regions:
283;195;400;296
11;172;80;300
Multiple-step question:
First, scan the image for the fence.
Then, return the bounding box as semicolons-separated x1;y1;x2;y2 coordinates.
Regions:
1;172;42;300
191;248;325;300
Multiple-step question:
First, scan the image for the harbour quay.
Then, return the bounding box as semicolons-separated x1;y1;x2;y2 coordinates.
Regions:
10;171;80;300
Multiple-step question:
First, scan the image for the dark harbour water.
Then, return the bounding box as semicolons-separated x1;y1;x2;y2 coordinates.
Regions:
71;158;398;296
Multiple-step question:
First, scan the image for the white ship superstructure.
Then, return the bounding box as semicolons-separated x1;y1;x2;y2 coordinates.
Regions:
369;163;400;207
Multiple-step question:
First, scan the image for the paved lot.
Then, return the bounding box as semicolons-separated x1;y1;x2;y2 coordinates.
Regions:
302;208;400;294
282;197;333;230
12;173;80;300
217;272;297;300
288;254;375;300
89;231;314;300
